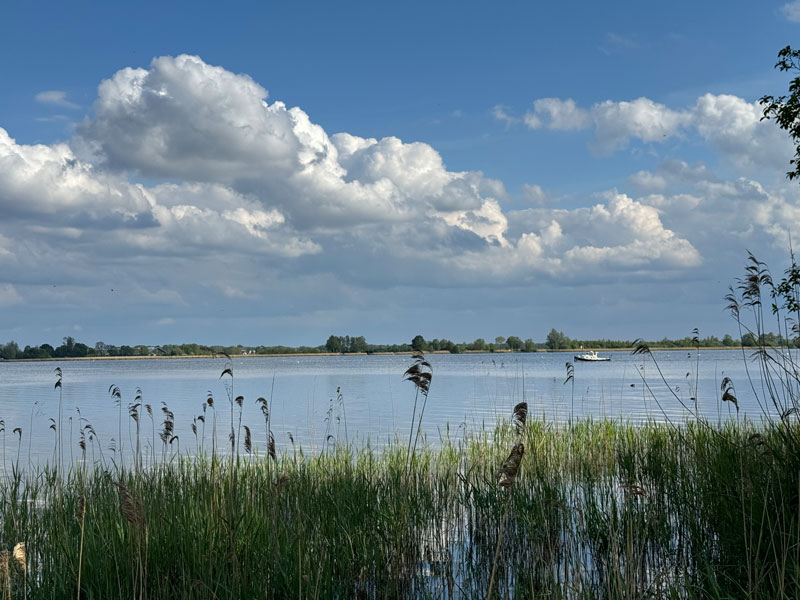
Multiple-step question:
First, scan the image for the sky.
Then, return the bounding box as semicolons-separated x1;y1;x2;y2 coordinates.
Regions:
1;0;799;347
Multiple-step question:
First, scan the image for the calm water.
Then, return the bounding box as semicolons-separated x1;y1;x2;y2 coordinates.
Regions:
0;350;785;467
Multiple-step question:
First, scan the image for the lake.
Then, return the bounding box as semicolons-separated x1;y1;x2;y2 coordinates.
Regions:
0;349;784;467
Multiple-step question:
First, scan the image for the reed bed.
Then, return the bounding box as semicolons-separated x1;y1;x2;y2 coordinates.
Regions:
0;416;794;599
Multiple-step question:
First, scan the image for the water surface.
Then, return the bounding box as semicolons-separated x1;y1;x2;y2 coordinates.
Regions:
0;349;782;466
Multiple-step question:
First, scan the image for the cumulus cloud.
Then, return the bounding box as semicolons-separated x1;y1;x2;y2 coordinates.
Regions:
782;0;800;22
0;127;154;225
485;192;703;281
627;171;668;192
656;159;716;184
76;55;507;233
13;53;796;334
692;93;792;170
492;105;518;128
517;93;792;164
523;98;590;130
522;184;550;205
522;96;690;153
35;90;79;109
0;126;318;263
591;97;691;153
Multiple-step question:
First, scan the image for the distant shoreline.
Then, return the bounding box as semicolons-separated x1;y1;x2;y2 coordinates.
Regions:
0;346;745;363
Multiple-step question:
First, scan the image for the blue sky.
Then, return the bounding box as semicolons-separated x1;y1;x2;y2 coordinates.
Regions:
0;0;798;347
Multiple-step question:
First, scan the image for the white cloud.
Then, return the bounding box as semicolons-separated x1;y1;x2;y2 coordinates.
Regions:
657;159;716;184
692;93;792;170
598;32;641;55
492;105;517;128
521;96;689;152
590;97;691;154
516;93;792;166
523;98;590;130
451;192;703;281
0;127;154;223
5;54;800;343
77;55;502;233
10;55;783;333
438;199;510;247
35;90;79;109
522;183;550;205
0;126;318;261
627;171;668;192
782;0;800;22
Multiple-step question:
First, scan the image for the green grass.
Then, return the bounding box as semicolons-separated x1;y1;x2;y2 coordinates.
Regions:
0;418;796;599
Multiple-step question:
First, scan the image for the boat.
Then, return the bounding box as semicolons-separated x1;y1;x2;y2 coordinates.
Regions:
573;350;611;362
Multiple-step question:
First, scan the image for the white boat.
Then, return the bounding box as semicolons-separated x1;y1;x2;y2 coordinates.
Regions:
573;350;610;362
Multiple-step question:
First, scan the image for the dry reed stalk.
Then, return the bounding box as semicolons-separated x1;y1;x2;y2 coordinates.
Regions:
12;543;25;598
76;495;86;600
489;442;525;598
115;482;147;600
0;551;8;600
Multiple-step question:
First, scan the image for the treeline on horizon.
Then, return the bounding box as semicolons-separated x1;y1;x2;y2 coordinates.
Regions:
0;329;792;360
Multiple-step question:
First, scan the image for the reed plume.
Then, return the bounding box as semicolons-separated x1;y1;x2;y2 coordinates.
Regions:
404;351;433;468
243;426;252;454
497;442;524;490
721;376;739;411
75;495;86;522
115;482;145;529
11;544;24;573
511;402;527;436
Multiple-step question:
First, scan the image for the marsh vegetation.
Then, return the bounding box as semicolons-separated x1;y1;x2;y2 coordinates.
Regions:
0;253;798;598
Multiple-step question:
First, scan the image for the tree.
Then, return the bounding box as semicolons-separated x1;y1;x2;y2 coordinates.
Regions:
0;341;19;360
325;335;344;353
741;332;757;347
524;338;536;352
411;335;426;352
761;46;800;181
545;328;569;350
350;336;367;353
72;343;89;357
494;336;506;348
506;336;523;351
470;338;487;351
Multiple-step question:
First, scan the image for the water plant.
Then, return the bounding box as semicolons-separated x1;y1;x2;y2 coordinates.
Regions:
404;351;432;469
0;254;797;597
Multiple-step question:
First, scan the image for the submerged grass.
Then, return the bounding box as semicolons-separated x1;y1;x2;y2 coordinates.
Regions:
0;418;797;598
